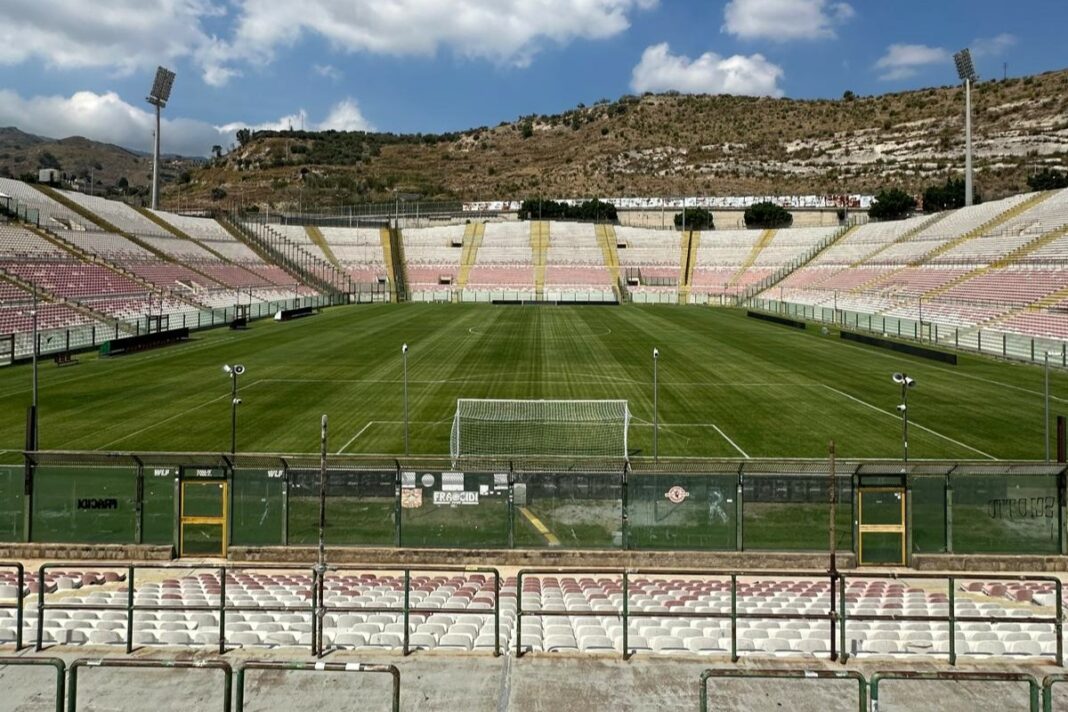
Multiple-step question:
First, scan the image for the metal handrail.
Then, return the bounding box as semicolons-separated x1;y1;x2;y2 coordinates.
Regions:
0;561;25;649
66;658;233;712
698;668;866;712
0;656;65;712
870;670;1040;712
516;567;840;661
838;572;1063;666
235;660;399;712
319;565;501;658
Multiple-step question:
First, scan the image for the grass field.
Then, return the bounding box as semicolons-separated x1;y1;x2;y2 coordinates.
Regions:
0;302;1066;460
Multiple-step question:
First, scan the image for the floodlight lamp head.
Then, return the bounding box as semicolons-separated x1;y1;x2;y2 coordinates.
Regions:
233;364;245;375
402;343;408;354
904;376;915;388
953;49;977;83
147;66;176;107
653;348;659;359
892;372;905;384
896;404;907;413
222;364;232;374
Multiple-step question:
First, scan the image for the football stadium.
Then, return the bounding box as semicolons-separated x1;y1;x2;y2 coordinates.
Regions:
4;5;1068;711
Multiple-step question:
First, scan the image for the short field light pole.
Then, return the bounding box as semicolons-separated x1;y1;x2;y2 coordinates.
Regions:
402;343;410;456
653;347;660;462
892;372;916;465
222;364;245;455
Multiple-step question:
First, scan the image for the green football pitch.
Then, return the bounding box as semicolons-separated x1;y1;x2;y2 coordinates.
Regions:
0;303;1065;460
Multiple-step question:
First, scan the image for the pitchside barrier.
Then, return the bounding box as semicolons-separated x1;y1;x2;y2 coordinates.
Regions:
234;661;401;712
0;560;25;649
0;294;347;363
66;658;234;712
698;669;867;712
5;453;1067;564
748;297;1068;368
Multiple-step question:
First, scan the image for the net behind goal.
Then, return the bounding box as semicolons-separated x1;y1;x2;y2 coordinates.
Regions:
450;399;630;459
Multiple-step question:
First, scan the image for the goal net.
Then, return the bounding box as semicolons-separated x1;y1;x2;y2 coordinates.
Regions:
450;399;630;460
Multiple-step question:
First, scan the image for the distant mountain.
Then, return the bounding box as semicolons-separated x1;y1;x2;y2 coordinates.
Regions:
167;69;1068;210
0;127;201;198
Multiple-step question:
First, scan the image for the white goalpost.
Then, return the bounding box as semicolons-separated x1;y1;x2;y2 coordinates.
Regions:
450;399;630;459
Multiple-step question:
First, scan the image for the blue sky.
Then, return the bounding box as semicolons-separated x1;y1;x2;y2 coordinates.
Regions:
0;0;1063;155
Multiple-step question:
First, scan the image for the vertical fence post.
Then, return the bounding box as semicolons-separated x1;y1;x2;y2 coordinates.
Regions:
515;571;524;658
126;564;135;654
394;464;402;548
949;577;956;665
946;473;954;554
730;573;738;662
736;469;744;551
403;569;410;656
493;568;501;657
839;572;848;663
621;464;629;550
35;565;45;651
507;466;515;550
622;570;630;660
219;566;227;655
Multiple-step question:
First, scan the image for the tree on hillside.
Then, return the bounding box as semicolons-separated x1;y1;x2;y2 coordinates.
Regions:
1028;169;1068;191
211;145;223;159
869;188;917;221
923;177;980;211
674;207;714;230
744;202;793;229
236;128;252;146
37;151;62;170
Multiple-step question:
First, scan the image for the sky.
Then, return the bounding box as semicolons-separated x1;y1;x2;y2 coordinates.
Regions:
0;0;1064;157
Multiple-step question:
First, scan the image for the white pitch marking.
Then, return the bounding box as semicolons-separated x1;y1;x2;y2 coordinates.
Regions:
337;421;374;454
91;379;264;450
821;384;997;460
710;424;750;459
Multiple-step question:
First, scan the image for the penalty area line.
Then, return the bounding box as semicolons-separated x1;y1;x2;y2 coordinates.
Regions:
337;421;374;454
821;384;997;460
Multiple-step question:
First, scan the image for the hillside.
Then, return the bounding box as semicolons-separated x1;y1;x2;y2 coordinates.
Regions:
58;71;1068;210
0;127;201;200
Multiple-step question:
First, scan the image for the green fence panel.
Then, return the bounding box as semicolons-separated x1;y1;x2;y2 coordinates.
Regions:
514;472;621;549
742;475;851;551
401;471;508;548
0;466;24;541
950;473;1059;554
31;466;136;543
231;468;284;546
911;475;947;553
288;470;395;546
142;467;176;545
628;473;736;550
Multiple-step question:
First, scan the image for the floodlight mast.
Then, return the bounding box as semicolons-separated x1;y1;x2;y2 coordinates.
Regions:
954;49;977;208
146;66;176;211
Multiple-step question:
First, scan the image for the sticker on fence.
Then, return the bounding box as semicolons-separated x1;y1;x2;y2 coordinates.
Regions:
665;486;689;504
401;489;423;509
434;491;479;506
442;472;465;491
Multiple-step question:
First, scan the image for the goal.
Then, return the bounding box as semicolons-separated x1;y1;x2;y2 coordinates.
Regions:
450;399;630;460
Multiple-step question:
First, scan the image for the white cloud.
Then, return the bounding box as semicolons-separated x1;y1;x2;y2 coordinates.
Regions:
0;89;374;157
723;0;853;41
225;0;658;70
630;43;784;97
972;33;1017;59
319;99;373;131
313;64;343;81
874;43;950;81
0;0;229;84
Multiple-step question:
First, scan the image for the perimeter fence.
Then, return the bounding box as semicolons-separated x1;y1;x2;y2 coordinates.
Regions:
2;453;1065;561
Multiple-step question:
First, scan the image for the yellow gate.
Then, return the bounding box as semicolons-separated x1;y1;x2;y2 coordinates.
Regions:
857;487;906;566
180;480;228;557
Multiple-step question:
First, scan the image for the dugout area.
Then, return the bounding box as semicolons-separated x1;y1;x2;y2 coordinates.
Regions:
2;452;1066;568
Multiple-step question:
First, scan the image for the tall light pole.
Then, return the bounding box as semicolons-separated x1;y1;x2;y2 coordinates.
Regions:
892;373;916;465
1046;352;1054;462
146;66;176;211
402;343;409;456
222;364;245;454
653;347;660;462
954;49;977;207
